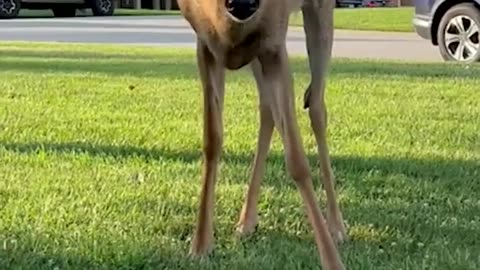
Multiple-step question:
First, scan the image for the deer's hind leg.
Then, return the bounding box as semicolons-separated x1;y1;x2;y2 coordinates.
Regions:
257;45;345;270
189;38;225;257
236;58;275;236
302;0;347;244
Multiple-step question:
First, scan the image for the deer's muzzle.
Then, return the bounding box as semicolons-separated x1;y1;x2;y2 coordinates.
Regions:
225;0;260;21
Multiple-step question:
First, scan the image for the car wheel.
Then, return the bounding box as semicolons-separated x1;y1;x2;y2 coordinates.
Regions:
52;6;77;17
90;0;114;16
437;3;480;63
0;0;21;19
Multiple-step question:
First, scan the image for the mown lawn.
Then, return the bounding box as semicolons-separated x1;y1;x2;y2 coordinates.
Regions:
0;42;479;270
291;7;415;32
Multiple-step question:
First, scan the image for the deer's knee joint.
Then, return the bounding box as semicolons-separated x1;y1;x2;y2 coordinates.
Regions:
308;103;327;126
288;164;311;185
286;152;311;184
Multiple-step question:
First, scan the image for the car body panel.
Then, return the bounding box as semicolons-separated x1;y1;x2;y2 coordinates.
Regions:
413;0;480;43
414;0;437;16
431;0;480;15
412;14;432;40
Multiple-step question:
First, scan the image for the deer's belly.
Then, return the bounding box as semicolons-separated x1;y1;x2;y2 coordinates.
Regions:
223;31;264;70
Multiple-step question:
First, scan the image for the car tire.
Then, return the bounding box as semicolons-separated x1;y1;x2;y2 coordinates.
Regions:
437;2;480;63
90;0;114;16
52;6;77;17
0;0;21;19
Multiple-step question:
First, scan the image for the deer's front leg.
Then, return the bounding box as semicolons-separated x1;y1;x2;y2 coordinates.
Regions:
189;39;225;257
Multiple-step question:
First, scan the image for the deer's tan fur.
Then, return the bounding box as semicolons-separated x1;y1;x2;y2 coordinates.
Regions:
177;0;347;269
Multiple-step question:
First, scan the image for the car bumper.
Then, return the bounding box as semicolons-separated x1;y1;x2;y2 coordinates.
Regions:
412;15;432;40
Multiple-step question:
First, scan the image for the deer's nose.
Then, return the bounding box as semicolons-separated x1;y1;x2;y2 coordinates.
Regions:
225;0;259;20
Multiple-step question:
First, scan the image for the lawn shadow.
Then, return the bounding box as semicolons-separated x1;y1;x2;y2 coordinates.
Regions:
0;229;199;270
0;53;199;80
1;140;478;191
0;227;331;270
2;47;480;80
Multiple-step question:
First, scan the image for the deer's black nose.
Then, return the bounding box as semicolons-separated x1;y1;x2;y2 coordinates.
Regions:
226;0;259;20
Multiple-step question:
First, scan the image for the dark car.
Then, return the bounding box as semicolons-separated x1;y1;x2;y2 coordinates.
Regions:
335;0;385;7
0;0;114;19
413;0;480;63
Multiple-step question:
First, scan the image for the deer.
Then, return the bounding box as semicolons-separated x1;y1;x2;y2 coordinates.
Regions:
176;0;347;269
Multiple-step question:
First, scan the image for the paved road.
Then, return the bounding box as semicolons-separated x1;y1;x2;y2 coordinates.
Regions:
0;15;443;62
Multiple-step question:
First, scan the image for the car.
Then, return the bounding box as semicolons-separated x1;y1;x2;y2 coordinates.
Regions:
0;0;115;19
335;0;386;7
413;0;480;63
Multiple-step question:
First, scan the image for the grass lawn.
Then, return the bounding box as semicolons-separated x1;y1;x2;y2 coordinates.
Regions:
291;7;415;32
0;42;479;270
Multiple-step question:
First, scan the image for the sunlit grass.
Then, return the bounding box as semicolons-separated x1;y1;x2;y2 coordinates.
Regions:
291;7;415;32
0;41;479;269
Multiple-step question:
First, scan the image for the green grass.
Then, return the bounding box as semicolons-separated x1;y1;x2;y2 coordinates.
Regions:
0;42;479;270
291;7;415;32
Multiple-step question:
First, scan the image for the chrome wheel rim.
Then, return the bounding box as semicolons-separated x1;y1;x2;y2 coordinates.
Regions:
99;0;111;13
0;0;16;15
444;15;480;61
